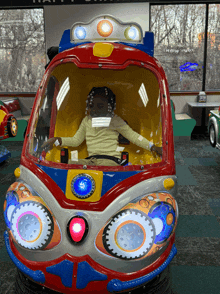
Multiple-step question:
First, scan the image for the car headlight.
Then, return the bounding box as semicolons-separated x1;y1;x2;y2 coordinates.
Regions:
103;209;155;260
11;201;53;250
95;192;178;260
3;182;61;250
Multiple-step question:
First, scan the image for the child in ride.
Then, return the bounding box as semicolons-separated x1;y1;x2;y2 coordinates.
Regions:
42;87;162;166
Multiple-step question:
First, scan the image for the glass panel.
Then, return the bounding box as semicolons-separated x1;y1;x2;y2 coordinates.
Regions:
28;63;162;168
0;9;46;92
206;4;220;90
151;4;206;91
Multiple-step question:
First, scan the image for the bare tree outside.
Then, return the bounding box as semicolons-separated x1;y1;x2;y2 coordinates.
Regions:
151;4;206;91
206;4;220;90
0;9;46;93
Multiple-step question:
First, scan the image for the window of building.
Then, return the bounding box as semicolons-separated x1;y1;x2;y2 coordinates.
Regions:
0;9;46;92
151;4;206;92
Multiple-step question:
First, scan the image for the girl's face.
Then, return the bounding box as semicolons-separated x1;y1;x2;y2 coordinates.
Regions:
89;95;109;117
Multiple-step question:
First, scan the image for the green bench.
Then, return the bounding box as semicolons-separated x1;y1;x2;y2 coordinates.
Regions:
171;100;196;140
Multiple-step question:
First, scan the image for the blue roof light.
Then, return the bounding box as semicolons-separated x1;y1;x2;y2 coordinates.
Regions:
75;26;87;40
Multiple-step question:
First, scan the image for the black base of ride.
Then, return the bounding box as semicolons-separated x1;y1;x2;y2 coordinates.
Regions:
15;265;172;294
15;269;60;294
115;266;172;294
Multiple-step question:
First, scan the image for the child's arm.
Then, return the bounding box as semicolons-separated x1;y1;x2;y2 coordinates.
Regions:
115;118;162;156
60;117;86;147
41;117;87;150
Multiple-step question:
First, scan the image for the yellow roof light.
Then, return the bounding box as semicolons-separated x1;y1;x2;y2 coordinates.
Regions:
93;43;114;58
14;167;21;178
163;178;175;190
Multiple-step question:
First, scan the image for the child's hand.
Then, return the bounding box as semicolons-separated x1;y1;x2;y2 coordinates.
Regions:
41;137;62;151
150;145;163;156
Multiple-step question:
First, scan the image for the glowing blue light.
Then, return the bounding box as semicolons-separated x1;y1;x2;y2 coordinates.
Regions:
128;27;138;40
148;202;175;244
72;175;94;198
75;27;86;40
4;191;19;229
179;62;198;72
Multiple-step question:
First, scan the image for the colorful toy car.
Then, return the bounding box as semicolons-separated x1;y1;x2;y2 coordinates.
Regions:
0;103;18;140
3;15;178;294
0;102;18;162
208;107;220;149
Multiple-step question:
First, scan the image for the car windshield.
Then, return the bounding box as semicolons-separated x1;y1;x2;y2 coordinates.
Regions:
27;62;163;168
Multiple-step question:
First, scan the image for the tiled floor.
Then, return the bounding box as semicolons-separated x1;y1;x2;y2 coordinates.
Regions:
1;136;220;294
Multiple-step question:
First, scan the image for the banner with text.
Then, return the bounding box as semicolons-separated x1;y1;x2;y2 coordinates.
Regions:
0;0;147;8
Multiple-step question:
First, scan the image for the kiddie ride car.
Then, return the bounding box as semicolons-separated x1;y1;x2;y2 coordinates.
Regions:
208;106;220;150
0;103;18;163
3;15;178;294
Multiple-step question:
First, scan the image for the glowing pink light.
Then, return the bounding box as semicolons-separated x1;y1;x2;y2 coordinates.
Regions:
69;217;86;242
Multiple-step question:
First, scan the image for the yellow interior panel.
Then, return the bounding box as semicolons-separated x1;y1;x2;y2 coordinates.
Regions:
0;109;7;124
45;63;162;165
65;169;103;202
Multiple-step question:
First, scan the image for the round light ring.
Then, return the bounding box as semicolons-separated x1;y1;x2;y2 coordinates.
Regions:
11;201;54;250
124;26;139;40
16;212;43;242
97;20;113;37
71;174;95;199
74;26;87;40
115;220;146;252
103;209;155;260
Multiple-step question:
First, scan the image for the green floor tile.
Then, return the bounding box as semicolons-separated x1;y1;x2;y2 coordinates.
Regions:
176;166;197;185
182;157;218;166
175;215;220;238
208;199;220;216
0;246;11;262
175;151;183;159
0;163;19;174
0;197;5;213
171;265;220;294
202;145;219;153
197;158;218;166
0;185;10;194
208;198;220;207
183;158;200;166
10;151;22;159
209;207;220;216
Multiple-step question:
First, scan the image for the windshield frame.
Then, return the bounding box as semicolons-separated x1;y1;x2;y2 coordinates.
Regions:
23;57;170;172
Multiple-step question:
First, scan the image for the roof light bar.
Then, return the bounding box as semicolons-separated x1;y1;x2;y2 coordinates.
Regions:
70;15;143;43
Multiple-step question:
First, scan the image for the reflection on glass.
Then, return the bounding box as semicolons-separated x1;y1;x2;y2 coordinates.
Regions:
138;83;148;107
56;77;70;110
